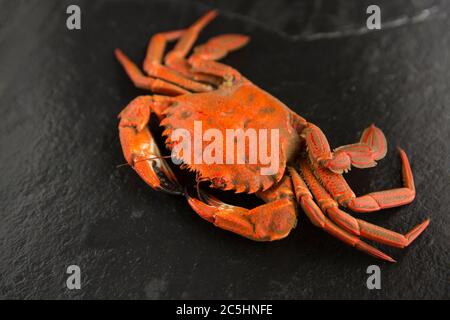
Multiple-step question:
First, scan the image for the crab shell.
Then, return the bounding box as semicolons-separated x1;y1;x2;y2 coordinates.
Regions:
160;80;304;193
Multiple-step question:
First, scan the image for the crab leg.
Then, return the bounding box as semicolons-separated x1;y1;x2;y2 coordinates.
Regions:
303;124;387;174
186;187;297;241
141;26;216;87
296;161;429;249
190;34;250;61
143;58;213;92
312;148;416;213
188;57;242;83
139;10;217;92
287;167;396;262
162;11;249;86
167;33;250;85
142;28;215;89
119;96;182;194
166;57;222;86
346;148;415;212
115;49;189;95
116;13;214;94
186;34;248;85
143;29;185;72
164;10;217;66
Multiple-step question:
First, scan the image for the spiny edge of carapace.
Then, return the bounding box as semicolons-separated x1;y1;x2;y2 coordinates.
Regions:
158;109;287;194
167;148;286;194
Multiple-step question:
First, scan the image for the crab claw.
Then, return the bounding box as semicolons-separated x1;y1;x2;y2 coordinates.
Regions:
186;189;297;241
321;151;352;174
323;143;378;174
304;123;387;174
120;126;183;195
325;125;387;173
360;124;388;160
119;97;183;195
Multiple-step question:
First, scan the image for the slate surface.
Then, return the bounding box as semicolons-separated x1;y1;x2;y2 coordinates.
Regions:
0;0;449;299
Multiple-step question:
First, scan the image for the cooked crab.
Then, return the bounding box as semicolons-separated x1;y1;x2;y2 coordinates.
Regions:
115;10;429;262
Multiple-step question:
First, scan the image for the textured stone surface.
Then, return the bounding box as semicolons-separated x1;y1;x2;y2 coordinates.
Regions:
0;0;449;299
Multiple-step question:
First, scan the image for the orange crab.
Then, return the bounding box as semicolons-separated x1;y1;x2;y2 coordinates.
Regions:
115;10;429;262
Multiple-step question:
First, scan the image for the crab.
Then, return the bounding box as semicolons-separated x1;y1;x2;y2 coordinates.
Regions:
115;10;429;262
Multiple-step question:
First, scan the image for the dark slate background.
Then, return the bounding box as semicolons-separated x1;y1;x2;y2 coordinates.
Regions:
0;0;449;299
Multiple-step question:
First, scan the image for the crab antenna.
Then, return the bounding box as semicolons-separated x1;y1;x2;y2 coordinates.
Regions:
116;155;172;168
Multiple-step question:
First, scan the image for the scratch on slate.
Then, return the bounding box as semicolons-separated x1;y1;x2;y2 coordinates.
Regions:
220;5;447;42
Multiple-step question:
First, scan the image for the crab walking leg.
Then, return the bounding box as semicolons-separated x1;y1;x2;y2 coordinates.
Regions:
287;167;396;262
143;56;213;92
312;148;416;213
165;55;223;86
143;29;185;71
296;161;429;248
164;53;223;87
165;14;250;86
119;96;182;194
166;33;250;85
303;124;388;174
188;57;242;82
115;49;189;95
139;10;217;92
164;10;217;66
116;47;210;93
142;29;217;89
346;148;416;212
190;34;250;61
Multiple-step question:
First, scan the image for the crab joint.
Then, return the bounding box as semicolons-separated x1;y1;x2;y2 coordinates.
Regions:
169;120;280;175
